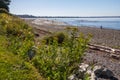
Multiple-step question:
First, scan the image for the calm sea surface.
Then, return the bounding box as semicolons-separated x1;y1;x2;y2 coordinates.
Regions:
47;18;120;30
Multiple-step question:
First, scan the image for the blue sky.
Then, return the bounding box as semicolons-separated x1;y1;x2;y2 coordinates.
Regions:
10;0;120;16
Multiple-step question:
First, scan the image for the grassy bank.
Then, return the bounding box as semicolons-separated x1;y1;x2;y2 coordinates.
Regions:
0;13;44;80
0;13;90;80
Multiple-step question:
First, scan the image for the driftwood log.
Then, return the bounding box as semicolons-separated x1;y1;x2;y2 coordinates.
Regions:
88;44;120;60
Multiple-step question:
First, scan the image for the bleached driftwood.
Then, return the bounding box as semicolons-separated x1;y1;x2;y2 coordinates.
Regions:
88;44;120;54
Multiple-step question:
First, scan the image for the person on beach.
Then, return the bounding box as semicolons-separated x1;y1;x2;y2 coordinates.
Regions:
100;25;103;29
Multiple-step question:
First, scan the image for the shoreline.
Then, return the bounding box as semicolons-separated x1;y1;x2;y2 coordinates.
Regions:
23;17;120;30
25;18;120;49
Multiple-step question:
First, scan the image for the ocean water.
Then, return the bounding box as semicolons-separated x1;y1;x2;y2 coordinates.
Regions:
47;18;120;30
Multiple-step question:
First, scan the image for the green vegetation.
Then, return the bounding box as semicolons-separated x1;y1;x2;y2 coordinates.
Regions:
0;13;44;80
0;13;90;80
32;28;91;80
84;73;90;80
0;13;34;58
43;32;68;45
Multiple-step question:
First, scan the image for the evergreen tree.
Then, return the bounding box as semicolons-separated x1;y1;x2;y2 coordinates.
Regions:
0;0;11;12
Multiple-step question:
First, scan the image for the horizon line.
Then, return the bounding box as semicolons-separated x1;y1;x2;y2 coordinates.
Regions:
16;14;120;18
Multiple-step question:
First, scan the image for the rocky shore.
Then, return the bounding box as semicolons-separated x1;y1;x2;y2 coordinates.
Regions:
83;49;120;79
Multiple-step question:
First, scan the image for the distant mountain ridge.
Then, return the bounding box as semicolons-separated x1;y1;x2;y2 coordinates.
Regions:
16;14;120;18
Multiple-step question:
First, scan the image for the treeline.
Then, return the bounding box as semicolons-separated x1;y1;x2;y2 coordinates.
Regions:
17;14;120;18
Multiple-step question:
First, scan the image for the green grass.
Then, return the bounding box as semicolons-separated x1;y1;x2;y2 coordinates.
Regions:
0;13;34;58
0;51;42;80
0;13;44;80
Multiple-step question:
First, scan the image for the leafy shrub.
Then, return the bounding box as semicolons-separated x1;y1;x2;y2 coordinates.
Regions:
32;28;91;80
55;32;67;44
43;32;68;45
